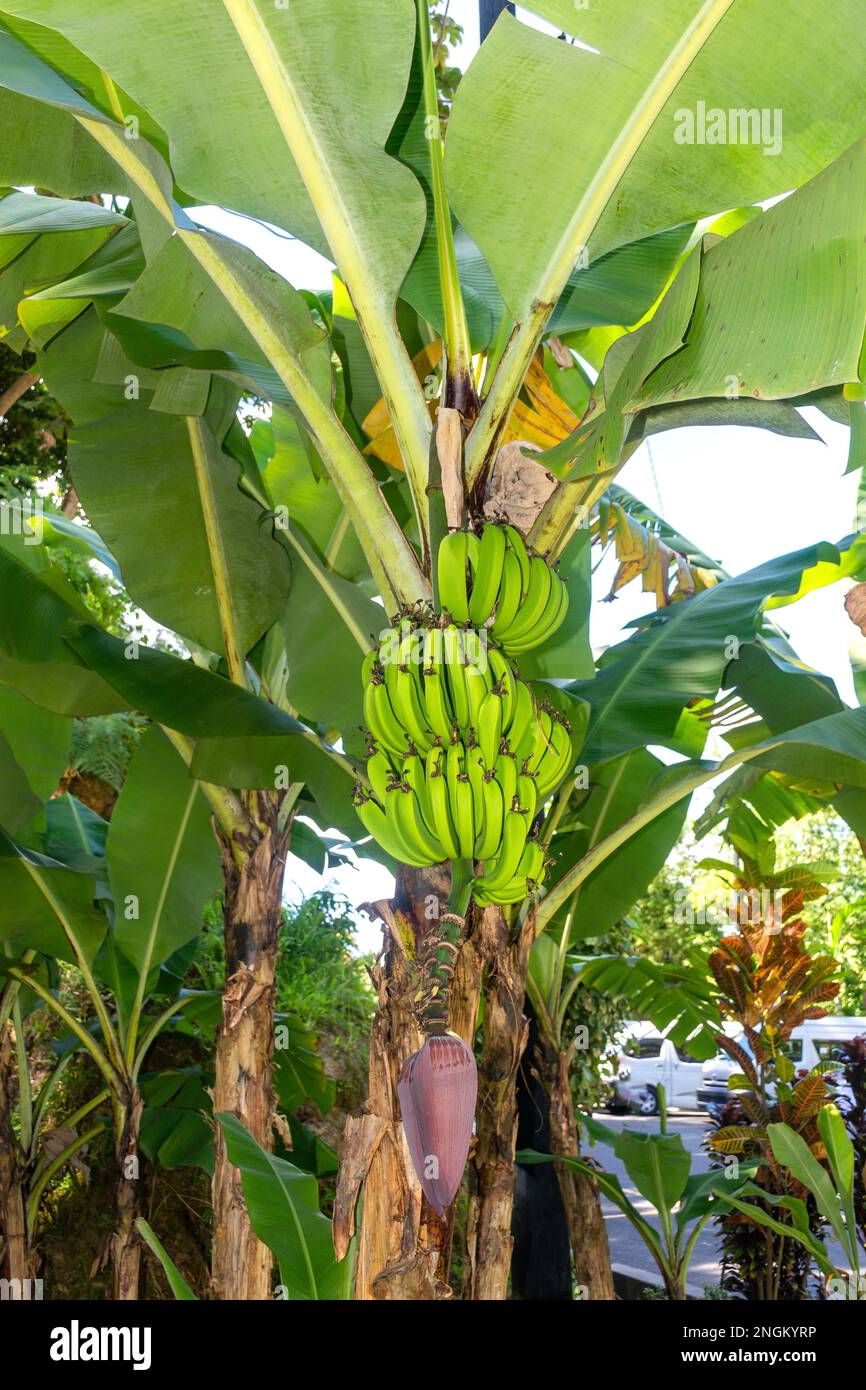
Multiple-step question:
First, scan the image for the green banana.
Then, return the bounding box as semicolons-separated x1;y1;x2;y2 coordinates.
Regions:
465;529;481;577
518;838;545;882
526;706;553;777
367;748;396;804
423;624;444;669
465;657;492;734
403;753;437;838
508;678;537;762
422;666;454;741
488;646;516;730
426;745;461;859
444;628;471;730
477;688;504;770
475;773;504;862
536;714;573;798
361;648;378;685
446;739;475;860
438;531;470;622
490;546;523;640
392;660;433;753
517;772;538;821
476;808;529;893
392;782;444;864
365;675;407;756
506;568;568;653
494;748;518;809
468;523;507;628
497;554;552;648
466;750;487;856
476;876;529;906
355;791;428;867
504;523;531;596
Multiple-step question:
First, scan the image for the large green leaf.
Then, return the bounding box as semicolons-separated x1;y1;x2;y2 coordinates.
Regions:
636;141;866;408
0;188;124;235
217;1111;351;1300
2;0;422;296
276;527;380;735
0;526;126;716
105;231;332;412
817;1105;859;1268
0;683;70;834
675;1161;761;1234
567;955;721;1060
62;622;303;741
715;638;866;843
274;1017;336;1116
108;728;221;975
0;830;105;964
548;749;691;943
1;0;431;503
139;1068;214;1176
717;1182;836;1275
0;218;114;336
537;242;703;486
610;1125;692;1216
535;705;866;933
37;309;291;656
575;539;861;761
445;3;866;321
59;623;357;830
251;409;364;582
765;1121;850;1255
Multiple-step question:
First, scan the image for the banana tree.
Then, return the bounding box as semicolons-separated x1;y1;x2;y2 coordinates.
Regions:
0;678;221;1297
0;0;866;1302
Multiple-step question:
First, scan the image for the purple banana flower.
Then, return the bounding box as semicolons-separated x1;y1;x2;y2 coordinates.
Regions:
398;1033;478;1216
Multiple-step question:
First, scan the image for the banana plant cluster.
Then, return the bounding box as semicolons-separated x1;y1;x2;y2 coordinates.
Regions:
0;0;865;1302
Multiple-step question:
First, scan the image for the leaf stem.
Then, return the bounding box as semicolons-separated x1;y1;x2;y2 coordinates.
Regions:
416;0;477;424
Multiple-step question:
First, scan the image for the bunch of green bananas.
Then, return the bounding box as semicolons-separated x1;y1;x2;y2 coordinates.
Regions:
356;620;574;902
360;624;572;796
353;733;549;905
437;522;569;655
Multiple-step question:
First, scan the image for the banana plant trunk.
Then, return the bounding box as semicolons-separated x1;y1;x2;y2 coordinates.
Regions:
0;1023;35;1288
111;1086;143;1300
546;1041;615;1300
462;911;533;1300
211;795;291;1301
335;865;484;1300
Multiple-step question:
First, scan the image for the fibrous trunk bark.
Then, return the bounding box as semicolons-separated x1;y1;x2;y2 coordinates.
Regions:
0;1023;35;1289
111;1087;143;1300
546;1043;615;1300
335;865;484;1300
462;911;533;1300
211;794;290;1301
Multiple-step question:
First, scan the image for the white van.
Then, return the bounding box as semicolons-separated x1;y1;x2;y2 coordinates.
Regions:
613;1021;740;1114
697;1016;866;1111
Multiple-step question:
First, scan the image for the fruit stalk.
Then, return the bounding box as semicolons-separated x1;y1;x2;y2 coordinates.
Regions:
416;858;475;1035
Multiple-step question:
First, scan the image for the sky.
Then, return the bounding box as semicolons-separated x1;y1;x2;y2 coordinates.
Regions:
202;4;863;950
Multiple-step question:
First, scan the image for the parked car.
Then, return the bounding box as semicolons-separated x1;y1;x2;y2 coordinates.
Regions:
697;1016;866;1111
611;1021;738;1114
